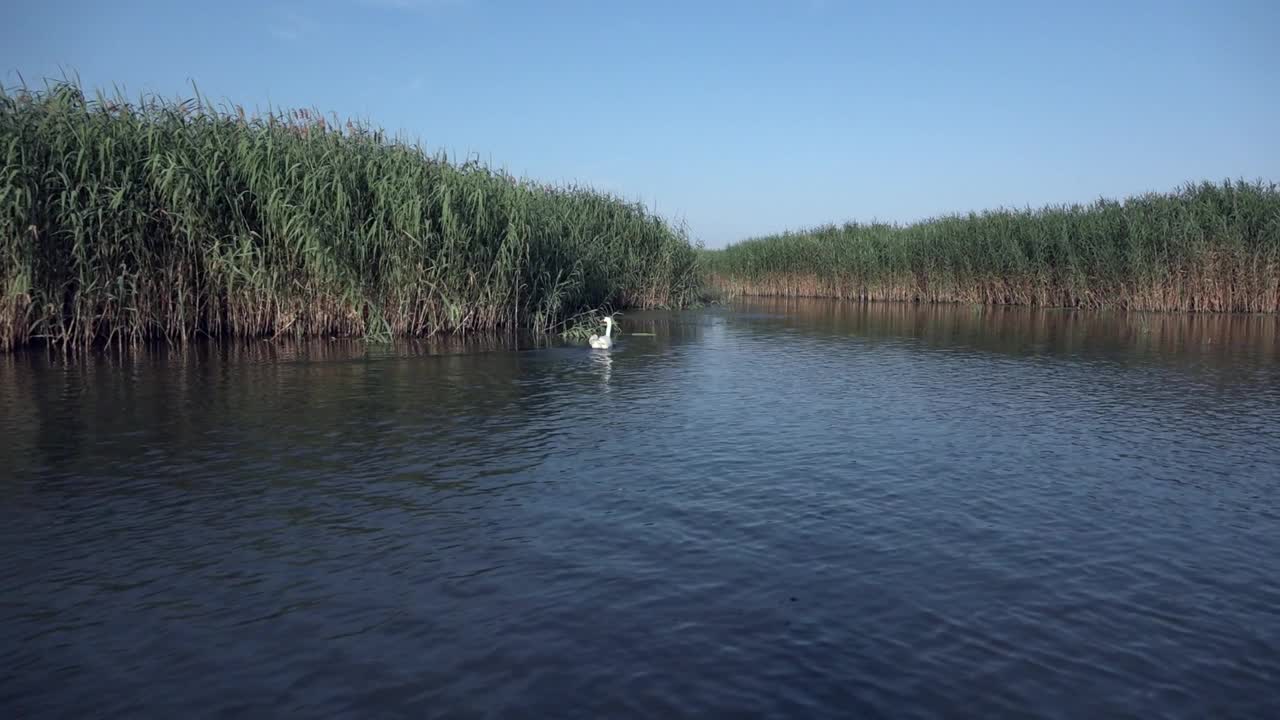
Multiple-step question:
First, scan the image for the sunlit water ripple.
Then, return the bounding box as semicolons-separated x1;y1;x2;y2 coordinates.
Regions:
3;300;1279;718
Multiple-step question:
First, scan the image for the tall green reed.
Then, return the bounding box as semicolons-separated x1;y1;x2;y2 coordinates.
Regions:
0;79;701;351
704;181;1280;313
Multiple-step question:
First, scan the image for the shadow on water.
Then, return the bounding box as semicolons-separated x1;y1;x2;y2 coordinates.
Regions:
0;316;699;497
728;296;1280;367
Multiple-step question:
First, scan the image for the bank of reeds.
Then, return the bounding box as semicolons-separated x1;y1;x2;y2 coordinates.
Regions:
0;80;701;351
704;180;1280;313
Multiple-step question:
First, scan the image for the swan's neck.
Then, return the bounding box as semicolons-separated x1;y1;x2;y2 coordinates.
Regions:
604;318;613;339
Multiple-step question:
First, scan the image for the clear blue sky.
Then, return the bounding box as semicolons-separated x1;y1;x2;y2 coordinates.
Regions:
4;0;1277;247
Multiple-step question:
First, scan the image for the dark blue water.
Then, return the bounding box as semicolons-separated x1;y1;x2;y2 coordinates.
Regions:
3;299;1279;718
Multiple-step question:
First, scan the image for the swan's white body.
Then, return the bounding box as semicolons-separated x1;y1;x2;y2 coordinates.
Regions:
589;317;614;349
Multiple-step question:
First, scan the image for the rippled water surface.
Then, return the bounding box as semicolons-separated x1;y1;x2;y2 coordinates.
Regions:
4;299;1280;718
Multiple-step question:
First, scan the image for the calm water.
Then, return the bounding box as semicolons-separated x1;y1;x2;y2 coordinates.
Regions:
3;299;1280;718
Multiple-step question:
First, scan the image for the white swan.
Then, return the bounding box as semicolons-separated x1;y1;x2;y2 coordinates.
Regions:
588;317;614;349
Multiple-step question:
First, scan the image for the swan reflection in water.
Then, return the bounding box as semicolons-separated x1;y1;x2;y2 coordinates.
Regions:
589;347;613;390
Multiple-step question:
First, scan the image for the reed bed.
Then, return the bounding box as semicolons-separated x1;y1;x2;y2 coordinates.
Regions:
704;180;1280;313
0;80;701;351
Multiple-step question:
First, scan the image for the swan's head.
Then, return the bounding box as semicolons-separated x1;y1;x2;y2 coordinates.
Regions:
603;317;613;327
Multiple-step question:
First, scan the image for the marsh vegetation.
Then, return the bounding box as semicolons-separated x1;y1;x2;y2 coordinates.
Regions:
703;181;1280;313
0;80;700;351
